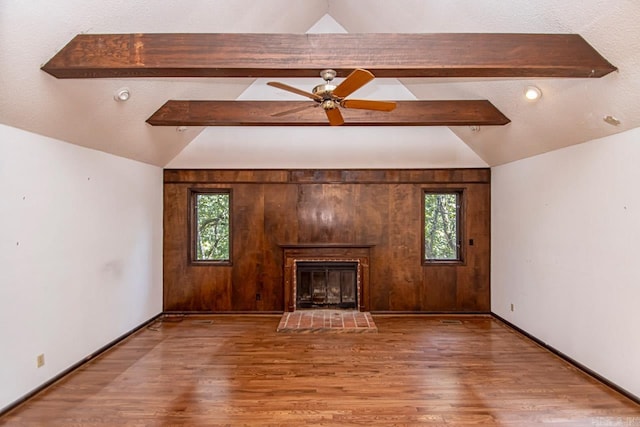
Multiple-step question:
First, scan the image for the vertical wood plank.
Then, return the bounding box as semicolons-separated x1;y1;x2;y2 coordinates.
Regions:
456;183;491;311
384;184;423;311
356;184;388;310
262;184;299;311
231;184;265;311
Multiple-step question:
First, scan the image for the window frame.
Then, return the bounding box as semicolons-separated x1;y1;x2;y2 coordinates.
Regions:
421;189;465;266
189;188;233;266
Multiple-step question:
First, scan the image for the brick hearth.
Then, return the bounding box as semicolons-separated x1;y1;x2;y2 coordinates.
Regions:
276;310;378;333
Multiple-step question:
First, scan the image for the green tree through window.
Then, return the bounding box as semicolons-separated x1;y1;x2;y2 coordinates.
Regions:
193;191;230;262
424;192;460;261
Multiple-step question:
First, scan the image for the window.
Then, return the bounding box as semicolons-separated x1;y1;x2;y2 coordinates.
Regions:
190;190;231;264
423;191;462;263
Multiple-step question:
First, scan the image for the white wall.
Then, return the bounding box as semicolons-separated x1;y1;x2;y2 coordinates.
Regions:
0;124;163;410
492;127;640;398
167;126;489;169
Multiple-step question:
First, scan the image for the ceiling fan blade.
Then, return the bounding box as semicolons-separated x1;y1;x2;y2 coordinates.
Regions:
332;68;375;98
271;103;317;117
325;108;344;126
267;82;322;101
341;99;397;112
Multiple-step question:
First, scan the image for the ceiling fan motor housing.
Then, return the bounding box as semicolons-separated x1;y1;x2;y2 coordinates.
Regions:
312;83;337;99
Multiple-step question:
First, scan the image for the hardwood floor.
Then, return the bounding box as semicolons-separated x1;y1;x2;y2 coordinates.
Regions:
2;315;639;426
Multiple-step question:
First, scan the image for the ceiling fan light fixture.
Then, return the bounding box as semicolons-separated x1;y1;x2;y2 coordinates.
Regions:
322;100;338;110
114;87;130;102
524;85;542;101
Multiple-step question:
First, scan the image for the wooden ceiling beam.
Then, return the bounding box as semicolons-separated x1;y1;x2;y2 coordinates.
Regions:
42;33;616;79
145;100;511;127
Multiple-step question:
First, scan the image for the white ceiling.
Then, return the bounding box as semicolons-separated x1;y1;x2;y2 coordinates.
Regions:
1;0;638;168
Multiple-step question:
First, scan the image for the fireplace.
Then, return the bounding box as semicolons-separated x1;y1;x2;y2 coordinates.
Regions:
296;261;358;309
280;244;373;312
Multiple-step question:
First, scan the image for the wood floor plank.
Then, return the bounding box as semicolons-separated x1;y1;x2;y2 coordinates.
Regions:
2;316;638;426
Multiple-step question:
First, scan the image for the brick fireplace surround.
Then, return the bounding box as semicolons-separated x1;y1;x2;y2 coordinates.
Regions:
280;244;373;312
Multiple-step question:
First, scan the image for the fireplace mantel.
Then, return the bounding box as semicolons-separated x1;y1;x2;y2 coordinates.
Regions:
278;243;376;249
279;244;374;312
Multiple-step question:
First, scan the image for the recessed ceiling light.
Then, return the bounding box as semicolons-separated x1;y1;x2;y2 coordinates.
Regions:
603;115;621;126
524;86;542;101
114;88;130;102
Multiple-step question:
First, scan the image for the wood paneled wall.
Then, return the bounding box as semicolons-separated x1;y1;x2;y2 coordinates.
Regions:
163;169;491;313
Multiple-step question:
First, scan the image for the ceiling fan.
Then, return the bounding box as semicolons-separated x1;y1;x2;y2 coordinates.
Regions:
267;68;396;126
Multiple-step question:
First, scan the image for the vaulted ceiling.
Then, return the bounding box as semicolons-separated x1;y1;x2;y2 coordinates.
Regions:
1;1;638;168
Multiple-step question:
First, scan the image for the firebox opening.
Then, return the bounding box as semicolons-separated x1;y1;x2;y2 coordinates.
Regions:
296;261;358;310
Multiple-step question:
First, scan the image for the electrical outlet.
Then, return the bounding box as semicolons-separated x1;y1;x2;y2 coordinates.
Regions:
510;303;514;312
37;354;45;368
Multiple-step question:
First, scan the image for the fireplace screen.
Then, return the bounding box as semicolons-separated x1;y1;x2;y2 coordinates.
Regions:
296;261;358;309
